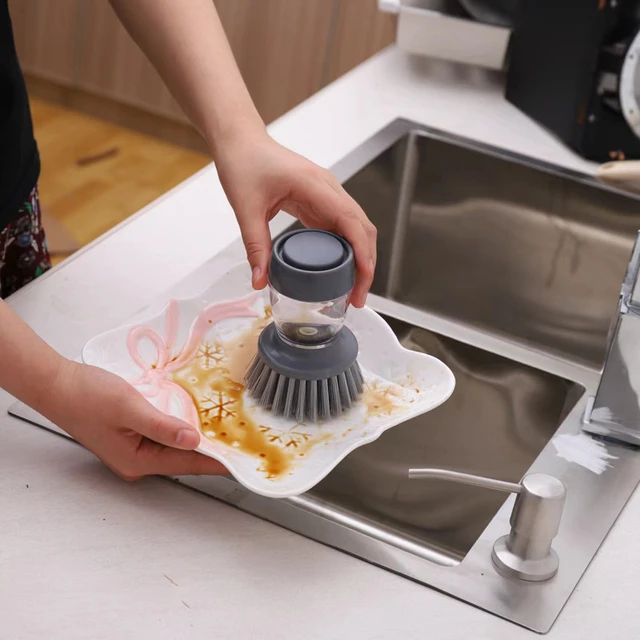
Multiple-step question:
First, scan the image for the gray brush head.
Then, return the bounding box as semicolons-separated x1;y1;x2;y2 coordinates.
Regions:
244;323;364;422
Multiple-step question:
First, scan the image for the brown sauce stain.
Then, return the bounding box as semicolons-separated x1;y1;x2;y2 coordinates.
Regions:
170;305;414;479
223;309;271;383
171;307;323;480
172;369;286;478
363;381;403;418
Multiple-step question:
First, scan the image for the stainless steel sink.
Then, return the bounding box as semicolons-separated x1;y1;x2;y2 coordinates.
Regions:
185;121;640;633
340;125;639;368
13;119;640;633
310;316;583;565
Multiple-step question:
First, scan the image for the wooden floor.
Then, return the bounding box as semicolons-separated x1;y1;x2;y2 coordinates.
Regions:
31;98;210;264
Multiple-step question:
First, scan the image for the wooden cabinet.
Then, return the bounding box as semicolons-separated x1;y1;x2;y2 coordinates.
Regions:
8;0;396;133
74;2;186;122
8;0;79;85
325;0;397;85
216;0;336;125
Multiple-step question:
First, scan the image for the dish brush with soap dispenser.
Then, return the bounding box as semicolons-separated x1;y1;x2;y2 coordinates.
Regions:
245;229;364;422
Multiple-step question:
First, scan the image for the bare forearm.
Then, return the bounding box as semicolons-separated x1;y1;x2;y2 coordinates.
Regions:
108;0;265;155
107;0;377;305
0;299;65;414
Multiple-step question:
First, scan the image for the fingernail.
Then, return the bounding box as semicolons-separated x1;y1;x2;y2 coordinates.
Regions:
369;257;375;273
177;428;199;449
252;266;261;285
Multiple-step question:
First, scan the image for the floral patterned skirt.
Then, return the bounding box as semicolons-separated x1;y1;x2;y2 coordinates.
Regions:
0;186;52;299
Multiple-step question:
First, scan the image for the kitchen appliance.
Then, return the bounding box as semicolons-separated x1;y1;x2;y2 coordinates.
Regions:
380;1;640;161
506;0;640;162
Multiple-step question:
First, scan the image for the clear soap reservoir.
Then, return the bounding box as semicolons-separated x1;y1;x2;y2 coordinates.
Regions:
270;289;350;346
268;229;356;348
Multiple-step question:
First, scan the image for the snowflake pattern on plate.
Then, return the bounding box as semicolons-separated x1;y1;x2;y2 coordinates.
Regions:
82;263;456;497
197;342;227;369
200;389;238;421
259;425;313;448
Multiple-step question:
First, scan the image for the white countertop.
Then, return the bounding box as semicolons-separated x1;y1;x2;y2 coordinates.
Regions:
1;47;637;639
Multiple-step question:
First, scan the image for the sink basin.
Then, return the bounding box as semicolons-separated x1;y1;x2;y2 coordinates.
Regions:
15;119;640;633
311;315;582;564
341;127;639;368
152;121;640;632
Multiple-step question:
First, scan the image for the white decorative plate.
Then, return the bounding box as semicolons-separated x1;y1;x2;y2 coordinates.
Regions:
82;263;455;498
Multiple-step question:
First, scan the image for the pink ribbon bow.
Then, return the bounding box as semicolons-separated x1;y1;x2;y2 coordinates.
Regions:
126;293;260;428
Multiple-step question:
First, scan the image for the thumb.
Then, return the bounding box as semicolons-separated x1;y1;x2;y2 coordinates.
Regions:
128;392;200;450
238;213;271;290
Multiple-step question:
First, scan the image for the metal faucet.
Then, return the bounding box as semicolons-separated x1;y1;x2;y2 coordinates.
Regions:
408;469;566;582
584;230;640;445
